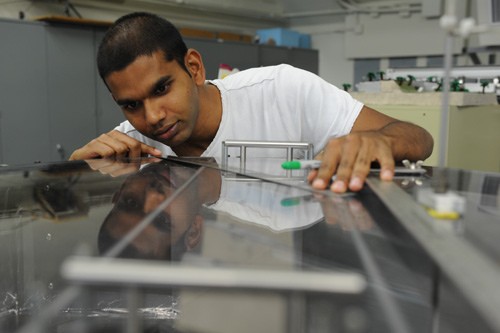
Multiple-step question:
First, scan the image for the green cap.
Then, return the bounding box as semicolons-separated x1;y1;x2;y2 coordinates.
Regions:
281;161;302;170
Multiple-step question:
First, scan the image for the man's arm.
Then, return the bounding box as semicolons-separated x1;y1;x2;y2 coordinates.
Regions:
309;106;434;193
69;129;162;160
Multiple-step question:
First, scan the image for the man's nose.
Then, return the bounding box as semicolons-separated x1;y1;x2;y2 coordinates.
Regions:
144;189;166;214
144;99;166;126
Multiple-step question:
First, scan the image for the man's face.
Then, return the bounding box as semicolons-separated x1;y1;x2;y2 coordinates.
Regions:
105;50;200;148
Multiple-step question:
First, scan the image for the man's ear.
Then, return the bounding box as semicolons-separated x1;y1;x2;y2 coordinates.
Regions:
185;215;204;250
185;49;206;85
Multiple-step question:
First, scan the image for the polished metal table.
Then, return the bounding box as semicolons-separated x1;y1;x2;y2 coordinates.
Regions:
0;155;498;333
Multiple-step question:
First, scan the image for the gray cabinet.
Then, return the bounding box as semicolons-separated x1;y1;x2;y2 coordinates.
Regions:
0;19;318;166
187;38;319;80
187;39;260;79
46;26;98;161
260;45;318;74
0;20;109;165
0;20;51;165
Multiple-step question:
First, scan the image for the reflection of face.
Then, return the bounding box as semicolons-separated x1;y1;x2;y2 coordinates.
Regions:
100;163;203;260
106;50;200;148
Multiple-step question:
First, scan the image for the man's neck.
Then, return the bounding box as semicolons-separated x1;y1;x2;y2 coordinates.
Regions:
171;142;209;157
172;83;222;157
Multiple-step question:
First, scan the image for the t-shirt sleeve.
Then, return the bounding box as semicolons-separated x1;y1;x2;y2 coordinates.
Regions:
275;65;363;154
114;120;135;134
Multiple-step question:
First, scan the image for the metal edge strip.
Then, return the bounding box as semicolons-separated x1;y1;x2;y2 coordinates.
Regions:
61;256;366;295
366;177;500;332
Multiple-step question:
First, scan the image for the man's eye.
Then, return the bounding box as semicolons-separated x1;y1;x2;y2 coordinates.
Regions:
154;83;169;95
117;195;142;212
123;101;139;111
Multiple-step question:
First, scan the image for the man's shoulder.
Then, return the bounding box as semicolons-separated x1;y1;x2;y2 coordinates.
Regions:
232;64;299;79
210;64;297;90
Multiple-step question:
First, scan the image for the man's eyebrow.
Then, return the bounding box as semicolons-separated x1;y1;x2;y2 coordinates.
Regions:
115;98;137;107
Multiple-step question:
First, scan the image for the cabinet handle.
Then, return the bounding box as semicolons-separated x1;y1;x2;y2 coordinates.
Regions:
56;144;66;160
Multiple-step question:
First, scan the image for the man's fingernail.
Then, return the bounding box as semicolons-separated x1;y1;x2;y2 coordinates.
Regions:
349;177;363;189
381;170;393;180
312;179;326;189
331;180;346;192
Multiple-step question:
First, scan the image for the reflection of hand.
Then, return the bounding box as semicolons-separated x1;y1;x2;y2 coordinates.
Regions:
85;157;161;177
320;196;374;231
308;131;394;193
69;130;163;160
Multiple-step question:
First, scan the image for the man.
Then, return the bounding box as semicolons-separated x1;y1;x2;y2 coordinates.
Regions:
70;12;433;193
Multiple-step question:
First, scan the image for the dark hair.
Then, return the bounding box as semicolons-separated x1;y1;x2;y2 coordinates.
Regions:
97;12;189;80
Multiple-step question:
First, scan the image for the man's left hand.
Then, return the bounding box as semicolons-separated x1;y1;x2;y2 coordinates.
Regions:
308;131;395;193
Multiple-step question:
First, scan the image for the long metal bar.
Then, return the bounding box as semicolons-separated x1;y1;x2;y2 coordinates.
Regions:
126;287;142;333
439;33;453;169
221;140;314;169
222;140;314;150
366;177;500;332
62;257;366;294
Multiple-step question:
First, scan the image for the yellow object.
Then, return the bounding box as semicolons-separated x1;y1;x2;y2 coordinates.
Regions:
426;208;460;220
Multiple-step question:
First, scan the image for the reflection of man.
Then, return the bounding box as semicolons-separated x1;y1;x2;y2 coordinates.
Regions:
98;161;220;261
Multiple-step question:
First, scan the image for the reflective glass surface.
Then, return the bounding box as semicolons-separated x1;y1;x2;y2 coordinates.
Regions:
0;157;499;333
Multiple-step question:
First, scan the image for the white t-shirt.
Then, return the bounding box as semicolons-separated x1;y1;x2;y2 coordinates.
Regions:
115;64;364;161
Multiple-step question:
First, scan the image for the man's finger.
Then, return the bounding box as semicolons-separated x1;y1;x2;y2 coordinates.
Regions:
329;135;360;193
377;145;395;181
108;130;162;157
311;140;342;190
347;141;372;191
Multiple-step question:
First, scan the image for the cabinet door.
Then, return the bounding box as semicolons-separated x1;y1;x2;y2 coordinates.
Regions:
288;48;318;75
46;25;98;161
259;45;289;67
0;20;51;165
260;45;318;74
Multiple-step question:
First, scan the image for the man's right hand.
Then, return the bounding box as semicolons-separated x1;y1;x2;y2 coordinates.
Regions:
85;157;161;177
69;130;163;160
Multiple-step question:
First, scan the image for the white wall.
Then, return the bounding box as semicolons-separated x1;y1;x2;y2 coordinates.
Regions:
315;31;354;88
290;22;355;87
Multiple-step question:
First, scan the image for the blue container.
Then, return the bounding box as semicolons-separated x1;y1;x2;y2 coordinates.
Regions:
299;34;311;48
257;28;310;48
